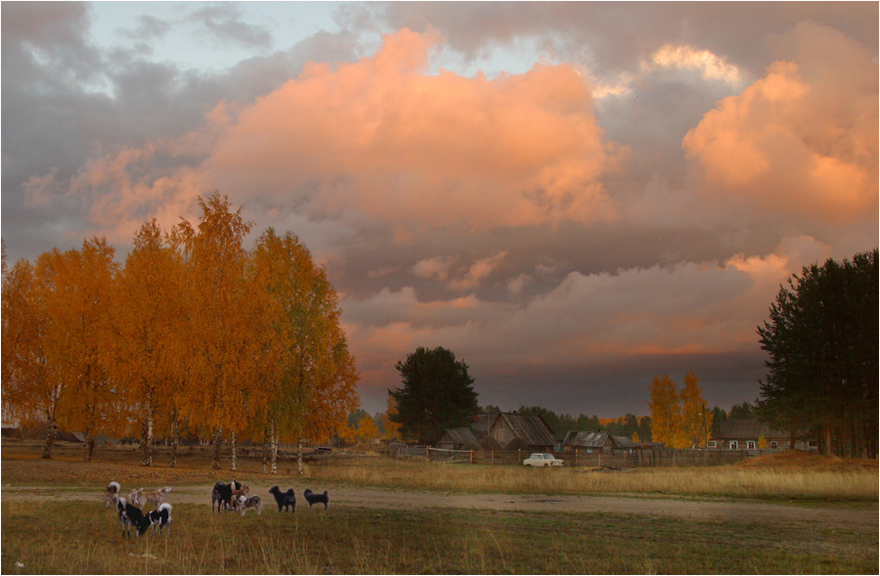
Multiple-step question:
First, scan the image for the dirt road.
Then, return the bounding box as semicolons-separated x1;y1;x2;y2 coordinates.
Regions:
3;484;876;531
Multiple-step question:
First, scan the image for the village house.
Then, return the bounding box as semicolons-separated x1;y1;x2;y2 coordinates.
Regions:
438;412;556;451
437;427;481;450
561;430;640;454
711;419;817;451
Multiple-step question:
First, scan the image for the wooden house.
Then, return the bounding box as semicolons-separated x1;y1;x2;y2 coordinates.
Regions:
438;412;557;451
437;427;482;450
561;431;639;454
710;419;815;451
485;412;556;451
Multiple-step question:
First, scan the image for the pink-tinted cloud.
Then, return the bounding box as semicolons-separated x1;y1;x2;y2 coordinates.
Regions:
683;22;878;223
67;28;623;243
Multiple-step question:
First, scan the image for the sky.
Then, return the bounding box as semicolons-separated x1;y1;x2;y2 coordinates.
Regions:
2;2;878;418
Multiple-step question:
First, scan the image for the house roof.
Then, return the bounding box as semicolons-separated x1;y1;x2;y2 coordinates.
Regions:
492;412;556;447
718;420;787;439
562;431;638;449
440;427;480;446
470;414;493;437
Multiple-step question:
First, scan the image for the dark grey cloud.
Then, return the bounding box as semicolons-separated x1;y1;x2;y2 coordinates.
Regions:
376;2;878;76
469;350;766;418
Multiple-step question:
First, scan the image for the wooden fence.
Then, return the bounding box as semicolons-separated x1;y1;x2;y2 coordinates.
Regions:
392;445;771;468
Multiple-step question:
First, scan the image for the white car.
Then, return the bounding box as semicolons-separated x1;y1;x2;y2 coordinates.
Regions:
522;453;564;467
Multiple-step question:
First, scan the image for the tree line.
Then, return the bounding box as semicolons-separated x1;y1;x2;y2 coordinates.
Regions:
2;193;359;470
757;249;877;458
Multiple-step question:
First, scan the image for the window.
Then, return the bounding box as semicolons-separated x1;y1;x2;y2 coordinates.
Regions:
746;441;756;450
708;440;717;448
770;441;778;449
729;440;738;450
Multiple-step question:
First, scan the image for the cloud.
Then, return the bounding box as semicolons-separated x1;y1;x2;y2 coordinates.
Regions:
449;251;507;290
67;28;624;244
204;28;622;230
344;236;827;402
413;255;455;281
646;44;742;86
683;22;878;223
190;4;273;49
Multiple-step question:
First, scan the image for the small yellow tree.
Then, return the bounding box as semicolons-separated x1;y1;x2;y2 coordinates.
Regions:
382;394;402;442
649;373;712;449
648;375;684;447
680;372;713;448
356;414;380;442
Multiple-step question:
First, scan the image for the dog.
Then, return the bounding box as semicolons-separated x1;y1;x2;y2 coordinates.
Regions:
228;485;249;512
268;486;296;512
104;481;121;508
118;498;151;538
237;494;262;516
148;503;173;534
115;496;129;534
303;489;329;509
130;487;172;509
212;480;243;513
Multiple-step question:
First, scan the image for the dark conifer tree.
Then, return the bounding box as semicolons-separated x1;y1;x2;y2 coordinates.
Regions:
389;346;480;444
757;249;877;457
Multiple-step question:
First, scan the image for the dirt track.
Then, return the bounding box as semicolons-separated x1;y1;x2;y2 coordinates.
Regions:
3;483;876;531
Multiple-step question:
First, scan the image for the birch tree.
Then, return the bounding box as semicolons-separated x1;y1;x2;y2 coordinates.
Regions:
648;374;683;448
54;238;120;461
114;219;186;466
175;193;253;469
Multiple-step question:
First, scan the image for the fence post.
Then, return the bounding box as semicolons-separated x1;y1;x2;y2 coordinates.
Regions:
470;450;474;464
426;446;430;459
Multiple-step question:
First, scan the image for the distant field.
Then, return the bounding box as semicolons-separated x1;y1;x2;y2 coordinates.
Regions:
2;440;877;574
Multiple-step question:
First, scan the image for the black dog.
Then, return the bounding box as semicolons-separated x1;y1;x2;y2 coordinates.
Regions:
268;486;296;512
303;489;329;509
119;498;151;538
211;480;242;513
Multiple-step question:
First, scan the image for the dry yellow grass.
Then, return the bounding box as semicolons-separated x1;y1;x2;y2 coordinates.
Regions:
3;440;876;503
308;449;878;502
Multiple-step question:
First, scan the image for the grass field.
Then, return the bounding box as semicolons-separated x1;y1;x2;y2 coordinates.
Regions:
2;440;877;574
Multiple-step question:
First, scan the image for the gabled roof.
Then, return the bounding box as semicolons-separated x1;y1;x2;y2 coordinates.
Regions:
718;420;787;440
562;431;639;449
440;427;480;446
491;412;556;447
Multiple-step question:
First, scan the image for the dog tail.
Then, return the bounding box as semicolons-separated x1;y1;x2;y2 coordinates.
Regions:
107;481;120;493
159;503;172;513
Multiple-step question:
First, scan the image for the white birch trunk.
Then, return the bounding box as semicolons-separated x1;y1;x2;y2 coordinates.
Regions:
231;430;237;472
271;428;278;475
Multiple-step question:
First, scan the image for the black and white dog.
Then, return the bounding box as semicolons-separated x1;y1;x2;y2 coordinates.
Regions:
268;486;296;512
237;495;262;516
211;480;243;513
117;497;151;538
303;489;329;509
148;503;173;534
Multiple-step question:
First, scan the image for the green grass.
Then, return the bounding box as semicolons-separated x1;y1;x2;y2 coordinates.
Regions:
2;501;876;574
